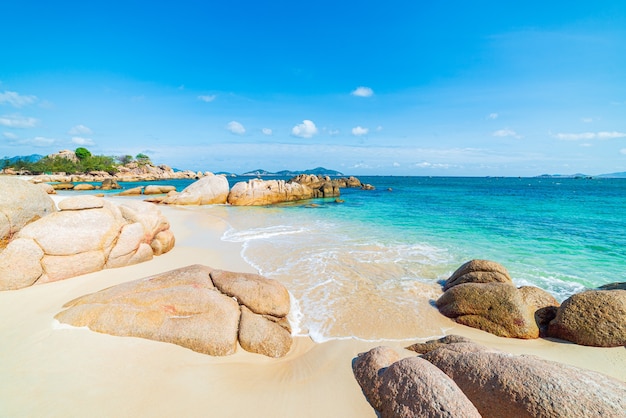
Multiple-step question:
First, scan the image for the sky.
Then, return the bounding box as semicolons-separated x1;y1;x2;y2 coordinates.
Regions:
1;1;626;176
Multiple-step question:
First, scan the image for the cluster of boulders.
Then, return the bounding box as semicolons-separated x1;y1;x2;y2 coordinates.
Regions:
353;336;626;417
0;177;174;290
55;264;293;357
27;163;207;185
143;173;372;206
436;259;626;347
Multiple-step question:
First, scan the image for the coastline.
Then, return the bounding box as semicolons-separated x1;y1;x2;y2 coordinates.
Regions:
0;196;624;417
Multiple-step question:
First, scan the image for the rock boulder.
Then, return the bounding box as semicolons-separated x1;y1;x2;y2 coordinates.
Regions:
443;259;512;290
227;179;315;206
547;290;626;347
161;174;229;205
55;264;293;357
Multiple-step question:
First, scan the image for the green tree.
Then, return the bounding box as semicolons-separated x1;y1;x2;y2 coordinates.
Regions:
75;147;92;160
135;153;151;165
117;154;133;165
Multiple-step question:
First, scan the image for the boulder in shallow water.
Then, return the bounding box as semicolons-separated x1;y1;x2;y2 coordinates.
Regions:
443;259;512;290
160;174;229;205
547;290;626;347
227;178;315;206
436;282;539;339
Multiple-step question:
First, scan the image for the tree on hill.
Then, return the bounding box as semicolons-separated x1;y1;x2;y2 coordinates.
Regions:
75;147;92;160
135;153;152;165
117;154;134;165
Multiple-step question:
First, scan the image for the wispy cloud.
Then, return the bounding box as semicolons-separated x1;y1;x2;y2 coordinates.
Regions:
72;136;94;146
493;128;522;139
226;121;246;135
198;95;216;103
352;126;369;136
581;117;593;123
554;131;626;140
0;114;38;128
351;86;374;97
414;161;454;169
262;128;272;135
23;136;56;147
291;120;318;138
0;91;37;108
620;148;626;155
2;131;18;139
487;113;499;120
68;124;93;135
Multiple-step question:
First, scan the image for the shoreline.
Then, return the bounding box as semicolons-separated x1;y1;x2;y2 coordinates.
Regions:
0;195;624;417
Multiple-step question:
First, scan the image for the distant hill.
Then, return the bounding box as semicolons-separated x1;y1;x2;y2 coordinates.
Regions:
596;172;626;178
241;167;345;177
537;172;626;179
2;154;44;164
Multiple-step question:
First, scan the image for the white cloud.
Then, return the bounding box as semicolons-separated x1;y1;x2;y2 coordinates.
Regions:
620;148;626;155
414;161;453;169
554;131;626;140
72;136;94;146
2;132;18;139
291;120;318;138
198;95;216;103
352;126;369;136
68;124;93;135
28;136;56;147
0;91;37;108
487;113;499;120
376;125;383;132
493;128;522;139
328;129;340;136
351;86;374;97
262;128;272;135
392;162;400;167
226;121;246;135
581;117;593;123
0;114;38;128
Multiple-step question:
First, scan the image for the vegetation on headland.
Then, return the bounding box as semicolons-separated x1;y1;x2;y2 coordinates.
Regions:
1;148;153;175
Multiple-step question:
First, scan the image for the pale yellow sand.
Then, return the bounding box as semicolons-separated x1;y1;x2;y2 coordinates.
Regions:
0;197;624;417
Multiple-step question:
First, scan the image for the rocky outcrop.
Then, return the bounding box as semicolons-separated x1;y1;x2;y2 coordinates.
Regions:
415;337;626;417
0;196;174;290
0;177;57;249
227;179;315;206
443;259;512;290
352;346;481;418
288;174;341;198
54;264;292;357
437;260;562;339
547;290;626;347
143;185;177;195
436;282;540;339
160;174;229;205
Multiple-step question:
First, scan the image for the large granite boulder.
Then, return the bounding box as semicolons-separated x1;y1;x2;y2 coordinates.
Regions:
227;179;315;206
418;338;626;417
0;177;57;248
161;174;229;205
443;259;512;290
55;265;293;357
353;346;481;418
0;196;174;290
547;290;626;347
436;282;540;339
210;269;291;317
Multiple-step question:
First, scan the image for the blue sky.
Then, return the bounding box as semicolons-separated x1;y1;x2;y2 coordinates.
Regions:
1;1;625;176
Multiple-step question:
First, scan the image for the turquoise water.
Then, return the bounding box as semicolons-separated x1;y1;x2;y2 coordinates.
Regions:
219;176;626;341
68;176;626;341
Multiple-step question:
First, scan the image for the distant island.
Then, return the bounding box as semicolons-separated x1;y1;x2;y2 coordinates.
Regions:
537;172;626;179
238;167;344;177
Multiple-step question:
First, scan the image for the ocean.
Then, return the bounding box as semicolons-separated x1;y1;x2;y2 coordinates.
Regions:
66;176;626;342
218;176;626;341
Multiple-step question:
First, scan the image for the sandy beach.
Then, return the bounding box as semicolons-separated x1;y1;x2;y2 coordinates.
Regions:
1;197;624;418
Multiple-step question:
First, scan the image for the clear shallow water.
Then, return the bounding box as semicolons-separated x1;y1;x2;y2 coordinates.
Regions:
219;176;626;341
